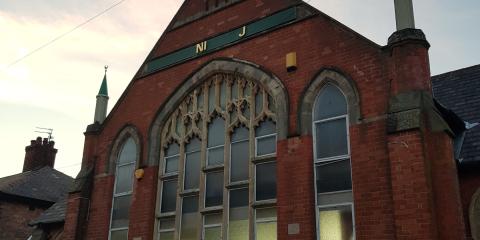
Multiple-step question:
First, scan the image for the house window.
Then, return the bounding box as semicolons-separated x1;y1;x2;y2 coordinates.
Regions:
157;73;277;239
110;138;137;240
313;84;355;240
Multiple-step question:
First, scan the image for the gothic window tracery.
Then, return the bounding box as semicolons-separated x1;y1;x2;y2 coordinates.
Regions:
157;73;277;240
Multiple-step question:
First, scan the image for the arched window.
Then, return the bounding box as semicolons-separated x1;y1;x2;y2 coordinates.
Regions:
157;73;278;240
110;137;137;240
313;84;354;240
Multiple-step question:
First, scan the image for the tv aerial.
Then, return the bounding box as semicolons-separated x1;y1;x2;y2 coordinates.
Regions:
35;127;54;141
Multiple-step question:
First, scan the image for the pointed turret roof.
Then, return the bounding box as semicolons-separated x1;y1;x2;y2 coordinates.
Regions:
98;66;108;96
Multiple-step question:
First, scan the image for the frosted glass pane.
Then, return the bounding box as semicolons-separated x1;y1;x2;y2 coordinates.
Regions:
318;205;354;240
256;163;276;201
115;164;134;194
255;121;275;137
316;160;352;193
204;227;221;240
165;143;180;156
184;151;200;190
159;219;175;230
208;118;225;147
204;214;222;240
314;84;347;121
110;229;128;240
257;136;276;156
315;118;348;159
229;189;249;240
181;196;199;240
118;138;136;164
207;146;224;166
111;195;131;228
231;140;249;182
256;222;277;240
256;208;276;220
205;172;223;207
165;156;179;173
159;232;174;240
161;180;177;213
205;213;222;225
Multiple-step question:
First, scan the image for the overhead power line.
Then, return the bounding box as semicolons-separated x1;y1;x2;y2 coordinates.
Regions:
6;0;128;68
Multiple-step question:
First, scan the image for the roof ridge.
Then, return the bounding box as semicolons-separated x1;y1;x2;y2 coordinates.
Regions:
432;64;480;78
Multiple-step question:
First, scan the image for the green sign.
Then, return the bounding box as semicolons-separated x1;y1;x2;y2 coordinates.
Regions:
143;7;297;75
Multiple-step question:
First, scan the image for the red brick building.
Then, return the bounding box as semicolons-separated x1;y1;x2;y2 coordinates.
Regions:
63;1;479;239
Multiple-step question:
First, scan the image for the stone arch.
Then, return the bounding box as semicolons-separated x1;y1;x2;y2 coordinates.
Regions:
298;68;361;135
147;58;289;166
470;188;480;240
107;124;142;173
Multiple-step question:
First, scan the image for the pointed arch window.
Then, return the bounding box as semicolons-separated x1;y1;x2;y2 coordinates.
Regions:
313;84;355;240
157;73;278;239
110;137;137;240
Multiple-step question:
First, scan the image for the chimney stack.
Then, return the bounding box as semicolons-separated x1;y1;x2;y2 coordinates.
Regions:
23;137;58;172
394;0;415;30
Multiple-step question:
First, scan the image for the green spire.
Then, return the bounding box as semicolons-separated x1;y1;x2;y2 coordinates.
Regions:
98;66;108;96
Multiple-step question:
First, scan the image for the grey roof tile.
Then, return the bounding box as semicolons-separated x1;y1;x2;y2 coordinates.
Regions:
0;166;73;203
432;64;480;164
30;198;68;225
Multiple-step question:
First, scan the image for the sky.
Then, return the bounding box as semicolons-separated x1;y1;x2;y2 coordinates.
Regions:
0;0;478;178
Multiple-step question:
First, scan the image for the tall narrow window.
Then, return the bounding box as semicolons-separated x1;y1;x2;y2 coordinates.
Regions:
313;84;354;240
157;73;278;240
110;138;137;240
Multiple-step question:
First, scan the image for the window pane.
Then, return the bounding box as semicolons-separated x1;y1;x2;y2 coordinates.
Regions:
220;79;226;109
186;138;201;152
256;222;277;240
316;160;352;194
161;180;177;213
256;162;276;201
181;196;199;240
115;164;135;194
159;232;174;240
159;218;175;230
118;138;136;165
204;227;222;240
208;118;225;147
110;229;128;240
314;84;347;121
111;195;131;228
256;135;276;156
255;120;275;137
232;127;249;142
204;214;222;240
315;118;348;159
256;208;276;220
229;189;249;240
318;205;354;240
165;143;180;157
209;82;216;112
255;91;263;116
205;172;223;207
184;151;201;190
231;140;249;182
207;146;224;166
317;191;353;206
165;156;179;174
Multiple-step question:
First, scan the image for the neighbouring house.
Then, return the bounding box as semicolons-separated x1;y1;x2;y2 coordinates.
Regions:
0;137;73;240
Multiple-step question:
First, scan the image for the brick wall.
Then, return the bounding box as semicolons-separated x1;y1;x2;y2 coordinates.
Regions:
63;1;468;239
0;199;48;240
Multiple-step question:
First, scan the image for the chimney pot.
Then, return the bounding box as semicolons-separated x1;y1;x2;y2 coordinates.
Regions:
23;137;57;172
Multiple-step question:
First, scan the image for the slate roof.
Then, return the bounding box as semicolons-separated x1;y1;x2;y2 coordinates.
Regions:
432;64;480;164
30;198;68;225
0;166;73;203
